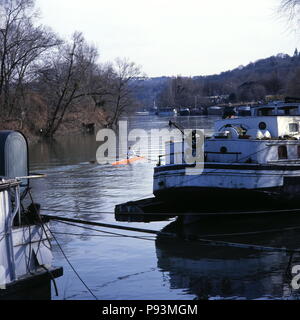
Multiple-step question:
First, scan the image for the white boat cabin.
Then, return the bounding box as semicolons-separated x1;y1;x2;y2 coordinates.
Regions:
163;102;300;165
207;102;300;164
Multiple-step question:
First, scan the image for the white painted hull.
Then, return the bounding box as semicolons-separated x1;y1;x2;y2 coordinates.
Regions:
12;224;53;279
0;179;61;298
154;166;296;190
153;163;300;205
1;223;54;286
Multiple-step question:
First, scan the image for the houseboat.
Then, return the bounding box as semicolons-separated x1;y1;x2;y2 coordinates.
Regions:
190;107;204;116
0;131;62;299
178;108;190;116
157;107;177;117
135;110;150;116
222;105;252;118
153;100;300;211
207;105;223;116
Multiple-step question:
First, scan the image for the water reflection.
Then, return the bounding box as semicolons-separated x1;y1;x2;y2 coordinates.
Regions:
29;133;99;169
156;216;300;300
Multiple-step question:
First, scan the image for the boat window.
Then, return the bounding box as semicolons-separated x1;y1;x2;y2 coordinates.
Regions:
278;145;288;160
278;106;298;115
289;123;299;133
298;146;300;159
277;109;285;115
220;146;227;153
258;122;267;130
291;108;299;115
257;108;274;116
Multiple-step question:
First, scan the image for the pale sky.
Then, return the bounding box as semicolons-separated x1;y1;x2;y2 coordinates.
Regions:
36;0;299;77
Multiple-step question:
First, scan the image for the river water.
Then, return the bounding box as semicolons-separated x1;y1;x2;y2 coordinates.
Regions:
28;115;300;300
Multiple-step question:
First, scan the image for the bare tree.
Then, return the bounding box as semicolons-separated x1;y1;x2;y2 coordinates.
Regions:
0;1;146;136
0;0;59;117
38;32;101;137
157;79;175;108
280;0;300;24
286;67;300;96
105;58;145;128
84;62;115;113
281;0;300;12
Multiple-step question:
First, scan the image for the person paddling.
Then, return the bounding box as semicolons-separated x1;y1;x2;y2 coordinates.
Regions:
112;147;144;165
127;147;136;159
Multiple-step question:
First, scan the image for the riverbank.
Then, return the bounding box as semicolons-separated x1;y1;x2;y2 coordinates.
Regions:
0;103;108;144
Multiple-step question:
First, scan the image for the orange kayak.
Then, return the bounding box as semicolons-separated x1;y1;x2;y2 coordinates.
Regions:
112;156;145;166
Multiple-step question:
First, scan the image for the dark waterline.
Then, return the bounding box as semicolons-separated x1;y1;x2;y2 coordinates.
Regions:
28;115;300;300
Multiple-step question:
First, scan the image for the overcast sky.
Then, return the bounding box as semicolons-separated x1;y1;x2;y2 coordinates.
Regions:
36;0;299;77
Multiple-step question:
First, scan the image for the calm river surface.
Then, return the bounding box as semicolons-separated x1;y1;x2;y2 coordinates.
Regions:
29;115;300;300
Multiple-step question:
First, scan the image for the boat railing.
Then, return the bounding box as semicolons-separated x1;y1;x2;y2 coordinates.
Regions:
158;151;242;166
0;179;22;222
158;152;187;166
205;151;242;162
0;179;21;283
0;175;47;286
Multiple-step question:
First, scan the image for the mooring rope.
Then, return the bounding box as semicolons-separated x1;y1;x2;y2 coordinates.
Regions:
53;219;157;241
41;206;300;216
43;222;99;300
42;214;300;255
